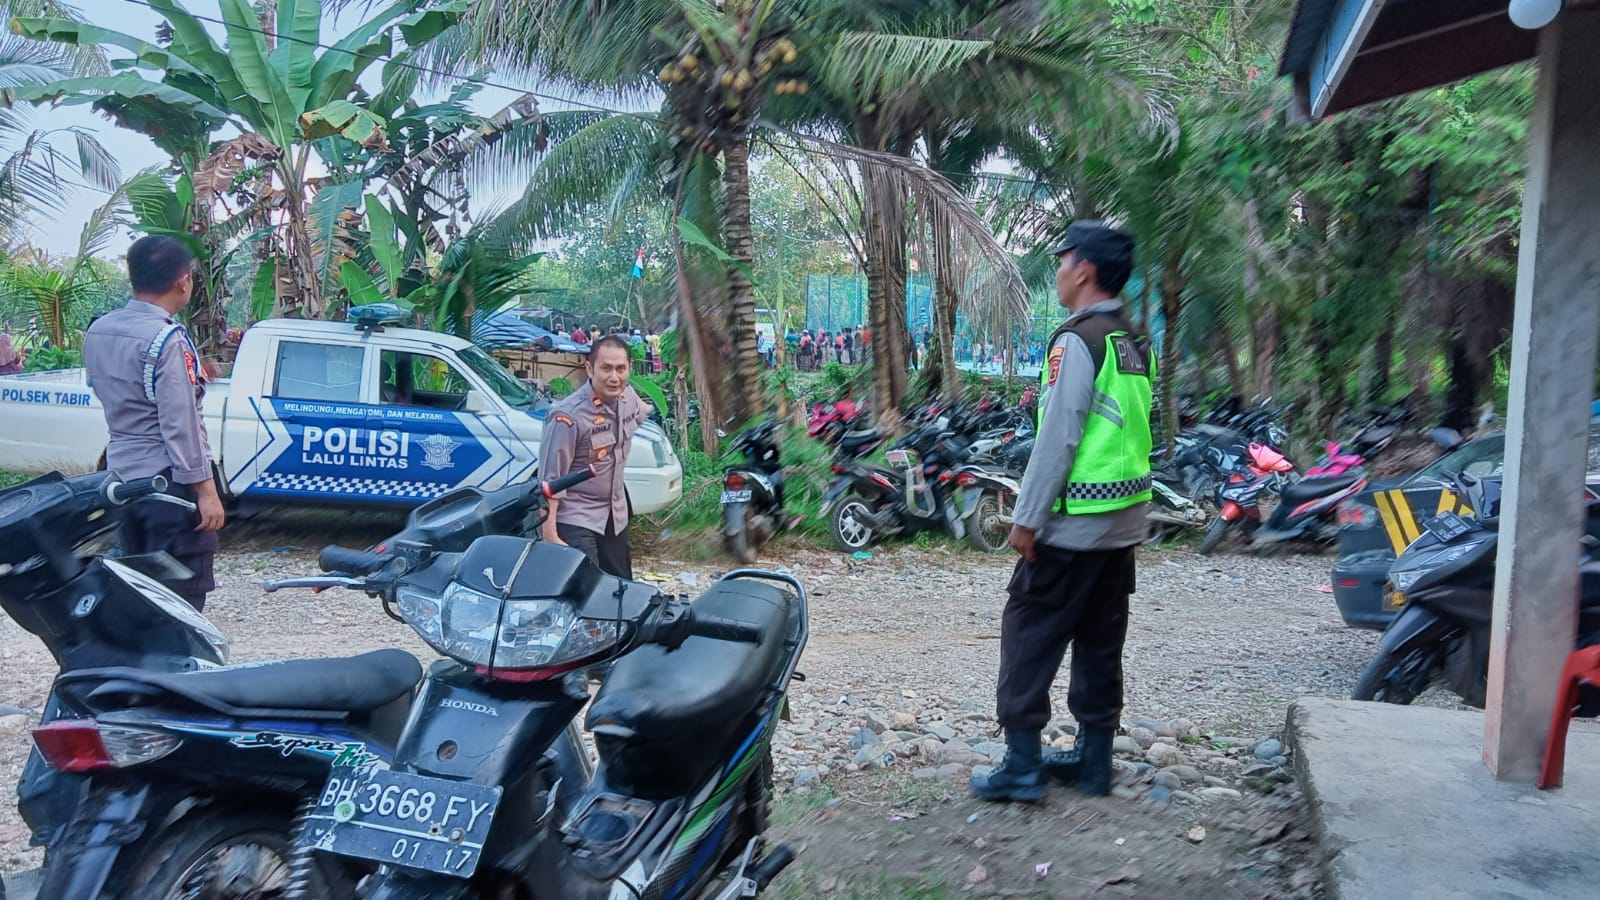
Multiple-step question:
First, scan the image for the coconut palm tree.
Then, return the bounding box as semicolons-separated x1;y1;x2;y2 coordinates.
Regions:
0;0;116;249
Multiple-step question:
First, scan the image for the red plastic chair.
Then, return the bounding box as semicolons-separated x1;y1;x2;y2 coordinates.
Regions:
1539;645;1600;788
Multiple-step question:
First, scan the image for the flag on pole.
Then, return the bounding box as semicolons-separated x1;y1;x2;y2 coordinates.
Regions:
631;247;645;279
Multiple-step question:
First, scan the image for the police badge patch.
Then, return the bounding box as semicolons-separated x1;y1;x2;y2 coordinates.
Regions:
419;433;461;471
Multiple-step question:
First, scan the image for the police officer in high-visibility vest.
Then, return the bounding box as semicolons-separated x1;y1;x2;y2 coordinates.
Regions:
972;221;1152;803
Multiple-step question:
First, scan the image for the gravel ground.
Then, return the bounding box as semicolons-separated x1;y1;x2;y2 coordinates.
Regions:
0;513;1405;882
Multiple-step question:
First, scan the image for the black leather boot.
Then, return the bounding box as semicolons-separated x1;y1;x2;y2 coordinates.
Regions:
1042;725;1114;796
970;730;1046;802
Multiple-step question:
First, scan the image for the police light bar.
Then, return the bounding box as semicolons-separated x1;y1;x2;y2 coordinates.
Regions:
349;303;410;331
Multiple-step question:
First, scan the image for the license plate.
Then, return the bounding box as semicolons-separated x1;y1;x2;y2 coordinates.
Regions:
1384;589;1408;611
721;489;752;503
302;767;500;877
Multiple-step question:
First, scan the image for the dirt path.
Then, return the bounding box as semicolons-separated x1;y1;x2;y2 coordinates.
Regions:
0;514;1382;893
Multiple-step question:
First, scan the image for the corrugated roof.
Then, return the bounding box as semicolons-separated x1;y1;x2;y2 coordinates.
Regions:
1279;0;1341;76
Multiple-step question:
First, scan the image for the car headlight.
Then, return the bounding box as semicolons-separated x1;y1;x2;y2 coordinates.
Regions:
398;583;621;671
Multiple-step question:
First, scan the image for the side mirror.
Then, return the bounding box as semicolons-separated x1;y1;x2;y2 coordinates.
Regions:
462;389;492;413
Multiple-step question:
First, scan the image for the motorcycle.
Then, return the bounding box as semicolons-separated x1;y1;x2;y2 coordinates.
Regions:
1248;442;1371;547
1196;442;1297;555
268;468;807;899
806;395;862;447
1352;474;1600;708
721;419;786;564
820;420;1017;553
0;470;415;899
1147;465;1210;543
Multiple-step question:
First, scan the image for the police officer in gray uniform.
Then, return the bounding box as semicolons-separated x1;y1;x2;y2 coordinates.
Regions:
83;236;226;610
538;335;648;578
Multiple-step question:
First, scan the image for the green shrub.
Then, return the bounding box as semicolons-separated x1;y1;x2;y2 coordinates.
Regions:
24;347;82;372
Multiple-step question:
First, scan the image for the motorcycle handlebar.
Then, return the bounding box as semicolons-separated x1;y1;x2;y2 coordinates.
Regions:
689;613;765;645
543;465;597;498
103;474;170;506
318;545;392;575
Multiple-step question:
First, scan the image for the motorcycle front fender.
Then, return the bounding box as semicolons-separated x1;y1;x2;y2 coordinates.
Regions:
35;780;152;900
1378;604;1459;657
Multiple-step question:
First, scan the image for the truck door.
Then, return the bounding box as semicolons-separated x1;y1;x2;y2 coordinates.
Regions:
375;348;522;493
246;338;404;503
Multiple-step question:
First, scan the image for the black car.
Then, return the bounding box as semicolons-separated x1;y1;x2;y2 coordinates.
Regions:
1331;427;1600;630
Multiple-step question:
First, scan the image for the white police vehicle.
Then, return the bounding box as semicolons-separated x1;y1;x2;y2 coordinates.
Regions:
0;308;683;513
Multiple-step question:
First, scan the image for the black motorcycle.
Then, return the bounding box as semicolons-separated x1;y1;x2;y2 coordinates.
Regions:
821;421;1009;553
0;471;417;900
721;418;785;564
267;467;807;899
1352;474;1600;707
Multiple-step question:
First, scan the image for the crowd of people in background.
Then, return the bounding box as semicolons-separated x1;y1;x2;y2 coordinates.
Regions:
792;324;872;372
549;322;665;373
954;336;1046;372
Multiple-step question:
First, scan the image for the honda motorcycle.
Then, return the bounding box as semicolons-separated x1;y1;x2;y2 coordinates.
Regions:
721;418;786;564
269;468;807;899
1352;474;1600;708
0;471;415;900
1247;442;1371;547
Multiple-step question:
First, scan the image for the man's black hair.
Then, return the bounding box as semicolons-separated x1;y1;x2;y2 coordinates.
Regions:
1088;251;1133;295
588;334;632;362
128;235;196;296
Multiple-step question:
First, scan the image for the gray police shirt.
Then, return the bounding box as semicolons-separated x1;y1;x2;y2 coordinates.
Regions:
83;300;213;485
1013;299;1149;551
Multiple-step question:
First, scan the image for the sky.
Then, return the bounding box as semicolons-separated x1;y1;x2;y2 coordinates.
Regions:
17;0;638;258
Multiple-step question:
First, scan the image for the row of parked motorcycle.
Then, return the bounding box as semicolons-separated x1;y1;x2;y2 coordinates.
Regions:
715;389;1422;562
1;470;806;899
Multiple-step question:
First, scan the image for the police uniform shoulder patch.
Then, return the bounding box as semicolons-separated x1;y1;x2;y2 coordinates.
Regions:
552;413;575;427
1046;346;1065;386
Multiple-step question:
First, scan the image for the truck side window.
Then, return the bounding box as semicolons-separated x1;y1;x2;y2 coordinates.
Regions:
273;341;364;402
379;350;472;410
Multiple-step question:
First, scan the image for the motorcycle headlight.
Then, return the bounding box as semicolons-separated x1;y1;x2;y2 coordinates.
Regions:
398;583;621;671
1388;538;1491;593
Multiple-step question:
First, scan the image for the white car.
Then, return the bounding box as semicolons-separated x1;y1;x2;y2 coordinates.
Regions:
0;314;683;513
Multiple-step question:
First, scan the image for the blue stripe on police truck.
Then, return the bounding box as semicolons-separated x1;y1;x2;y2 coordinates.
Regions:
241;398;534;505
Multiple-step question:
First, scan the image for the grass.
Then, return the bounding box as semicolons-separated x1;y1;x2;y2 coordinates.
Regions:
1;469;29;489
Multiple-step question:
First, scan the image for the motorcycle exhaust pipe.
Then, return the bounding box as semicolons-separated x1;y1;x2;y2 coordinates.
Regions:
750;844;796;890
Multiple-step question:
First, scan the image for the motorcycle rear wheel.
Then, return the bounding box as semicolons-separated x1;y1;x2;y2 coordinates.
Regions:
725;525;758;565
967;492;1009;553
1196;517;1232;556
830;498;876;552
110;807;352;900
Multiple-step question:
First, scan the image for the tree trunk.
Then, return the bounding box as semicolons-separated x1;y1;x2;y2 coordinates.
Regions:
672;205;724;456
1158;254;1186;451
721;140;763;427
1216;326;1245;399
1370;316;1395;404
864;169;906;433
932;209;962;403
1241;198;1277;397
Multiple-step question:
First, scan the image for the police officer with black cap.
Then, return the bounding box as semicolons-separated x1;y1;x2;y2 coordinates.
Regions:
971;221;1153;803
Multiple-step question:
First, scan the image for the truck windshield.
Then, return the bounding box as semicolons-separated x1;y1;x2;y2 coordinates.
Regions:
460;345;535;408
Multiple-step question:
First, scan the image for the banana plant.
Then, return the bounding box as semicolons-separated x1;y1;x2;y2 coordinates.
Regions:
6;0;467;319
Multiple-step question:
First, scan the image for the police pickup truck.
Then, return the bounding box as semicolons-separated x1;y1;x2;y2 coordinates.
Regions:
0;310;683;513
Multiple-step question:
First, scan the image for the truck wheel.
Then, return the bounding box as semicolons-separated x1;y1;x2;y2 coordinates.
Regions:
830;498;875;552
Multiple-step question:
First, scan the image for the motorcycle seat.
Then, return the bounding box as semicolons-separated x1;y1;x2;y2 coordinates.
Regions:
587;578;793;798
840;429;884;457
69;649;422;720
1280;472;1362;507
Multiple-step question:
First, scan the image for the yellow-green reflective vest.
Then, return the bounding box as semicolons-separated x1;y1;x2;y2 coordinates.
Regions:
1040;314;1154;515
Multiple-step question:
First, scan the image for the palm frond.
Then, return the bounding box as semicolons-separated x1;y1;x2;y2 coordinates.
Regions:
70;128;119;191
771;125;1026;325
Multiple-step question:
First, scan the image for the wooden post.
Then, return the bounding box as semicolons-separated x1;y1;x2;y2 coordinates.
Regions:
1484;8;1600;782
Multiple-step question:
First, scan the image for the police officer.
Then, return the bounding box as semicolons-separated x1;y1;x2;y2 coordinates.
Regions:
83;235;225;610
538;335;648;578
971;221;1152;803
